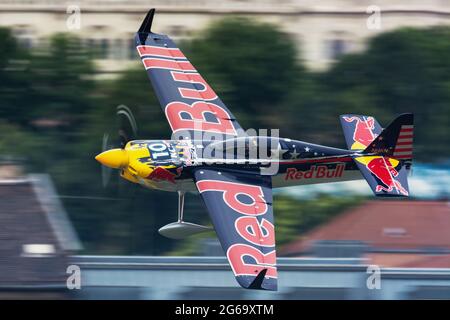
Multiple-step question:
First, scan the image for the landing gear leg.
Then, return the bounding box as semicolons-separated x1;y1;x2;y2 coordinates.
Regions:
158;190;212;239
177;190;185;223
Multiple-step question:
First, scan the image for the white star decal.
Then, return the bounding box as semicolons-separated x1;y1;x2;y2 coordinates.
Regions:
304;146;311;152
270;144;287;159
290;150;300;159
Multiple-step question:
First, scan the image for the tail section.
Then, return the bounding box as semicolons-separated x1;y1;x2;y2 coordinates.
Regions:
362;113;414;162
340;113;414;197
340;115;383;150
353;155;410;197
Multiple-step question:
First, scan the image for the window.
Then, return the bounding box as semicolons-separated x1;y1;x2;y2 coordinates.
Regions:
99;38;109;59
86;38;110;59
128;38;136;60
22;244;55;257
325;32;353;60
328;39;347;60
13;26;35;49
111;39;124;60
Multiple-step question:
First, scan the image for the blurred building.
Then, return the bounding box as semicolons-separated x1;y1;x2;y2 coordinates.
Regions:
0;161;82;299
0;0;449;73
1;163;449;299
281;200;450;268
71;200;450;300
72;255;450;299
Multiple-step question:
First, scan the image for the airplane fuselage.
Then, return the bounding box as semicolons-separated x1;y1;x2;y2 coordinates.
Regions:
126;137;362;192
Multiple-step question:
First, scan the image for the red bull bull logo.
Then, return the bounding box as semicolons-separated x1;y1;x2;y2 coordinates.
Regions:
355;156;408;196
147;166;177;183
343;116;375;150
284;164;345;181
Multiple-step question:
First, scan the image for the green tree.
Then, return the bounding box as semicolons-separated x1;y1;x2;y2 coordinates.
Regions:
2;21;449;257
0;28;32;126
186;18;300;129
321;27;450;160
28;33;95;124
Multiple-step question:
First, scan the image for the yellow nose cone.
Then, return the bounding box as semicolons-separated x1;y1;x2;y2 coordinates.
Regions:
95;148;128;169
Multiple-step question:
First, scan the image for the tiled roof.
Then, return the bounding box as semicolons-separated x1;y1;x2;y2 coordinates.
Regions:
366;253;450;268
0;175;81;287
281;200;450;256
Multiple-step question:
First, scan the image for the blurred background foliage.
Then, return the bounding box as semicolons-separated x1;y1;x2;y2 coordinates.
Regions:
0;18;449;255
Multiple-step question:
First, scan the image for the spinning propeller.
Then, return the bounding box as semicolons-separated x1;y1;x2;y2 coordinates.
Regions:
96;105;212;239
97;105;138;188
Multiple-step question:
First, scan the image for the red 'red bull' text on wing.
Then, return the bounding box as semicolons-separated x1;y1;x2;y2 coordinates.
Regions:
135;9;245;141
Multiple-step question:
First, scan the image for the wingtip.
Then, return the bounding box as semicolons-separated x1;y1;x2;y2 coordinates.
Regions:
237;270;278;291
248;269;268;289
138;8;156;34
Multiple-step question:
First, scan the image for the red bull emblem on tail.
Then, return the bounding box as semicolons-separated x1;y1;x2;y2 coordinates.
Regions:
343;116;376;150
356;156;408;196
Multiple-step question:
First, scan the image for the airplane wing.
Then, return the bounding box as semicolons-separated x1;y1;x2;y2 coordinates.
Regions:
135;9;245;141
193;168;277;291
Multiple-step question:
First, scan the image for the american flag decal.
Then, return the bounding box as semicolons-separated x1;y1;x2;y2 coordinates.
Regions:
393;125;413;159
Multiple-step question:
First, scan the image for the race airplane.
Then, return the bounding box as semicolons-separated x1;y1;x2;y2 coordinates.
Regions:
95;9;414;291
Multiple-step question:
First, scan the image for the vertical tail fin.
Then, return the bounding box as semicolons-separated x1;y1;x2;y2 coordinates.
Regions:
340;115;383;150
363;113;414;162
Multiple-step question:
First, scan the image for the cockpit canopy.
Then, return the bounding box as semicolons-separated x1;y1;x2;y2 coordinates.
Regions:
207;136;280;159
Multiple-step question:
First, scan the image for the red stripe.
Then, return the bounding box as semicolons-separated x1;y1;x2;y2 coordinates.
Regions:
394;148;413;152
142;58;196;72
396;141;413;146
395;145;413;149
137;46;185;59
398;133;413;138
400;128;413;132
394;155;413;159
394;153;413;157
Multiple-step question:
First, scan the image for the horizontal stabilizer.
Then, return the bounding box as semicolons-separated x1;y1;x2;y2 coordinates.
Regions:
353;155;409;197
